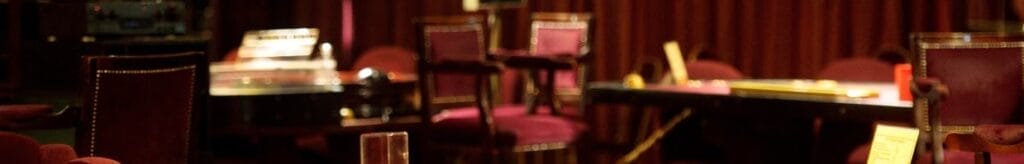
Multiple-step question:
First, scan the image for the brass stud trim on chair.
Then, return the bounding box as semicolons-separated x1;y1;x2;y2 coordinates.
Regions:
528;21;590;56
89;65;197;156
513;142;569;152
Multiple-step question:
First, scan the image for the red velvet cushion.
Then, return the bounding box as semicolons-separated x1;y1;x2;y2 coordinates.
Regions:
353;46;416;74
818;57;893;82
946;133;1024;153
975;125;1024;145
687;60;744;80
431;105;583;146
925;47;1023;126
848;144;1024;164
68;157;121;164
40;144;78;164
0;131;42;164
0;104;53;122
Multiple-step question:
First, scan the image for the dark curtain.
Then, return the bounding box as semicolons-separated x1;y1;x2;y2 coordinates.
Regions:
349;0;962;79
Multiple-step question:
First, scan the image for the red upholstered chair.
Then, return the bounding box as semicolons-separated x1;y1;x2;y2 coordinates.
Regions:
846;33;1024;164
80;52;207;164
910;41;1024;164
518;12;592;115
850;42;1024;164
415;15;582;163
0;131;119;164
657;45;744;83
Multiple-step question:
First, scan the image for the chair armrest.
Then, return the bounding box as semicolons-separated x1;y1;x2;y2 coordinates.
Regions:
910;77;948;101
0;104;53;129
488;53;578;70
0;106;78;130
488;48;530;56
0;104;53;121
422;61;503;74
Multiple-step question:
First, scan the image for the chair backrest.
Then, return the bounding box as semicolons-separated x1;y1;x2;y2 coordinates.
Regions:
657;46;744;83
79;52;206;164
817;57;894;82
530;12;592;89
817;45;910;82
415;15;488;109
909;33;1024;76
914;42;1024;130
530;12;591;57
686;60;744;80
353;46;417;74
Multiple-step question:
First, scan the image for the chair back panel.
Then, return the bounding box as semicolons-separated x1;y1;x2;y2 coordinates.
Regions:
425;25;485;63
531;22;587;57
918;43;1024;126
529;13;591;90
910;33;1024;76
417;16;487;107
79;52;206;164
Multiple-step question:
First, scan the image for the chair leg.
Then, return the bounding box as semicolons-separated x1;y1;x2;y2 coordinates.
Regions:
525;70;539;114
545;68;561;115
975;152;991;164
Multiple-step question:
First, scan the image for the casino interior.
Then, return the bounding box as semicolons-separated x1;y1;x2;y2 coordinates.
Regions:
3;0;1024;164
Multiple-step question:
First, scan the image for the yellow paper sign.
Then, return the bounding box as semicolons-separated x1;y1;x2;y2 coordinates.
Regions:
867;124;920;164
463;0;480;12
663;41;689;86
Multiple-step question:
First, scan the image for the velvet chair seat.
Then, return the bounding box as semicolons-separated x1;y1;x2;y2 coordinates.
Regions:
973;125;1024;146
945;130;1024;153
847;144;1024;164
0;131;119;164
431;105;584;146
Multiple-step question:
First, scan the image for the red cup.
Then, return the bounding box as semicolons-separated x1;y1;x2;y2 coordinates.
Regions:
894;64;912;101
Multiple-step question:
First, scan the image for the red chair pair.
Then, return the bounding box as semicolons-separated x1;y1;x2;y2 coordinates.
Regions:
415;13;590;163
